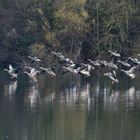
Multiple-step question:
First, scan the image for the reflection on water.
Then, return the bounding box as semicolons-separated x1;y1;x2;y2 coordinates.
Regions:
0;72;140;140
3;81;17;101
60;82;90;108
24;84;40;110
125;86;136;109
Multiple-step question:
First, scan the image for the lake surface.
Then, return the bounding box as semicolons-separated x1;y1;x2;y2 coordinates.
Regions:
0;70;140;140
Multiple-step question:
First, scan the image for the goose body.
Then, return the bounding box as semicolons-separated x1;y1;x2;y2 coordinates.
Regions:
108;50;121;57
128;57;140;65
106;62;118;70
24;68;40;82
104;71;118;83
88;59;100;66
51;51;74;66
97;60;108;67
51;51;65;59
117;60;131;67
62;66;79;74
40;67;56;76
59;58;74;66
79;69;91;77
28;56;41;62
79;64;94;77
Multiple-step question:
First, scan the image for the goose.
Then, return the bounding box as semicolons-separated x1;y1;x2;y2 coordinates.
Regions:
109;50;121;64
104;70;118;83
97;60;108;67
24;68;40;83
79;64;94;77
120;66;137;79
51;51;74;66
97;60;118;70
62;65;79;74
28;56;41;62
24;66;34;70
117;60;131;68
106;62;118;70
40;67;56;77
127;57;140;65
108;50;121;57
58;57;74;66
4;64;18;79
88;59;100;67
51;51;65;59
61;63;82;75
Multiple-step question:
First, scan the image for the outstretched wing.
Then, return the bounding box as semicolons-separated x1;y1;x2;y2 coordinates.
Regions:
109;50;121;57
9;64;14;71
31;68;36;74
129;66;137;73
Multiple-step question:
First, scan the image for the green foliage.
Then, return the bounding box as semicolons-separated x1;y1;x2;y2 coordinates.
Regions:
85;0;140;58
0;0;140;64
53;0;89;58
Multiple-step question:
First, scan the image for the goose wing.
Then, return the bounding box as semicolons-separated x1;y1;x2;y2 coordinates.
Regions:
9;64;14;71
88;59;100;66
31;68;35;73
62;66;79;74
46;68;56;76
104;72;118;83
129;66;137;73
109;50;121;57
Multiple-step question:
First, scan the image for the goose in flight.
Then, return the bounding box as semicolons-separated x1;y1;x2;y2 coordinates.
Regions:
79;63;94;77
117;60;131;68
106;62;118;70
97;60;108;67
4;64;18;79
40;67;56;77
51;51;65;59
104;70;118;83
97;60;118;70
108;50;121;57
88;59;100;67
120;66;137;79
62;65;79;75
51;51;74;66
59;58;74;66
28;56;41;62
127;57;140;65
24;68;40;83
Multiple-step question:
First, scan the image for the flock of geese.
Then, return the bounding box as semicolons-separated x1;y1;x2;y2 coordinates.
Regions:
3;50;140;84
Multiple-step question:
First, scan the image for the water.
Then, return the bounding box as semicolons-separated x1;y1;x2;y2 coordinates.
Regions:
0;70;140;140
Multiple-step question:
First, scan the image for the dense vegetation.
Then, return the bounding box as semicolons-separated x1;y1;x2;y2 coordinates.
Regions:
0;0;140;65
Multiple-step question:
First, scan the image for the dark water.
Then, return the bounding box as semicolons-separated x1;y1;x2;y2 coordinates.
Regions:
0;70;140;140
